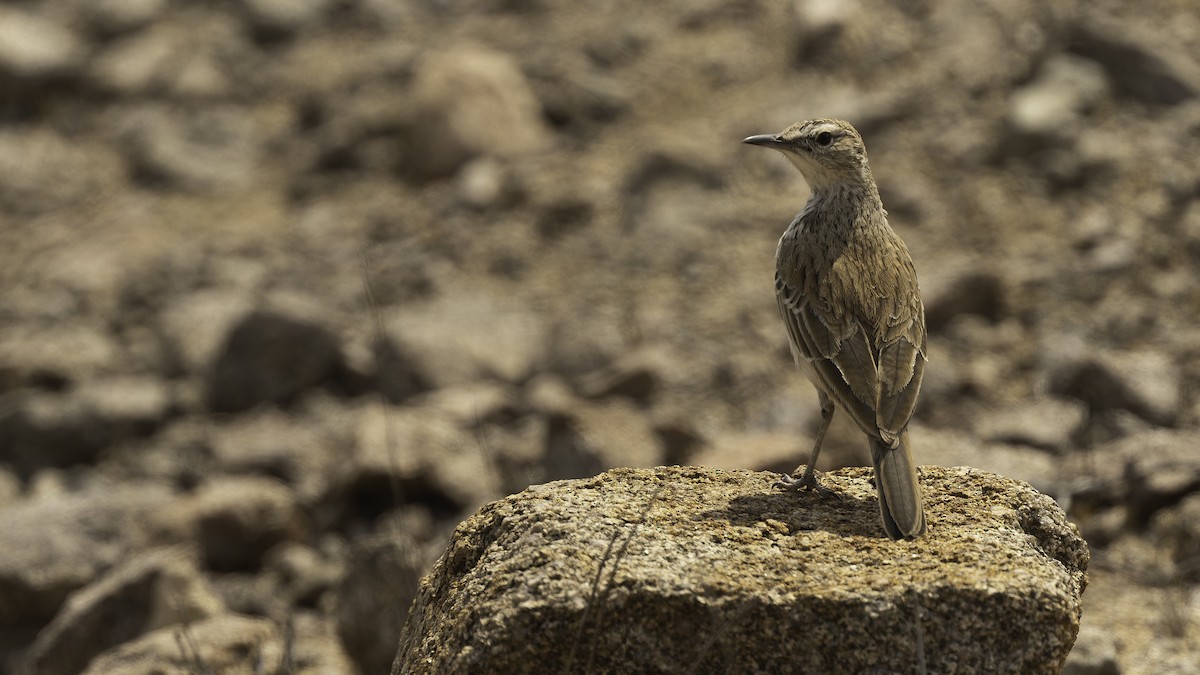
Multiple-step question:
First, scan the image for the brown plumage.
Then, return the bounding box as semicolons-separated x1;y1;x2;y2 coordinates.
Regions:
744;118;927;539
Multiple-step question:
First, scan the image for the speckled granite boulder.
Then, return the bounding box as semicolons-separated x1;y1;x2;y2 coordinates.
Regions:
394;465;1089;674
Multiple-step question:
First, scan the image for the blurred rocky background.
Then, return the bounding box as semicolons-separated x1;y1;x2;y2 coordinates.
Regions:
0;0;1197;672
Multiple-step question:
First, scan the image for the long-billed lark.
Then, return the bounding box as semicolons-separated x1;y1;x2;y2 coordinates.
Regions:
744;118;927;539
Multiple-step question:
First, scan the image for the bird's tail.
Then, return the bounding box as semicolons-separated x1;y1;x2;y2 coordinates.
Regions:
870;431;926;540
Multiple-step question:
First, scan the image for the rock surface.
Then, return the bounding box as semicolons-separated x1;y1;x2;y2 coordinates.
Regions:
395;465;1089;674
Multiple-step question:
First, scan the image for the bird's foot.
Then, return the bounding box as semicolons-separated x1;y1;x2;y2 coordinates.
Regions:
774;470;843;500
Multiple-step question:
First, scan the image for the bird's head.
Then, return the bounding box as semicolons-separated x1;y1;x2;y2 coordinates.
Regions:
743;118;872;191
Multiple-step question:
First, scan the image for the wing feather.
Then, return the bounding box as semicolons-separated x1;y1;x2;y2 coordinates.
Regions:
775;228;927;445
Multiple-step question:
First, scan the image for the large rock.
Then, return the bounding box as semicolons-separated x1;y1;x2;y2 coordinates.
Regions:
394;465;1089;674
18;547;224;675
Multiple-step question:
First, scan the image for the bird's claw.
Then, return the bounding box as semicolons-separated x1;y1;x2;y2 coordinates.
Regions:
774;471;844;500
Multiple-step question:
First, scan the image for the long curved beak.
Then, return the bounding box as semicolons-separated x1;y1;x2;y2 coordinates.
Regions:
742;134;784;148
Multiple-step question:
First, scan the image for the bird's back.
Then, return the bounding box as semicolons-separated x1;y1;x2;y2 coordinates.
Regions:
775;200;926;441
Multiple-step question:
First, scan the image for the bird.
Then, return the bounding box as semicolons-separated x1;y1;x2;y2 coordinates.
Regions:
743;118;927;539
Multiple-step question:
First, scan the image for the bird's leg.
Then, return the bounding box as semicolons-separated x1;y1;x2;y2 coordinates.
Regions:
775;393;840;497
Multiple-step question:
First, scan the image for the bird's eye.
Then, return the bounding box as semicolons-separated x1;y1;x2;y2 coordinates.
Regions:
815;131;833;146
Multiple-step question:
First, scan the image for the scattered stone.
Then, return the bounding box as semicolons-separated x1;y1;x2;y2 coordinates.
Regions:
1070;21;1199;105
208;407;344;501
920;264;1005;331
352;403;498;511
0;130;124;216
262;540;345;607
1061;622;1120;675
0;465;19;508
1066;429;1200;526
74;375;174;436
158;289;254;377
544;315;626;377
121;105;261;192
88;14;244;98
793;0;855;59
408;44;551;179
1148;491;1200;581
0;391;115;477
1073;505;1127;551
84;0;167;35
205;309;346;413
974;396;1088;452
243;0;331;40
0;9;84;83
395;466;1089;674
915;424;1061;497
0;486;173;627
1008;53;1109;144
525;373;576;416
81;614;286;675
456;156;522;209
88;25;183;95
415;381;521;428
578;346;677;403
18;547;224;675
333;534;424;675
914;338;971;415
692;431;813;474
1048;346;1180;426
653;415;707;465
209;569;286;619
0;323;121;392
526;65;629;131
478;414;548;494
542;398;664;482
150;477;303;571
288;611;359;674
384;291;548;389
535;198;594;239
